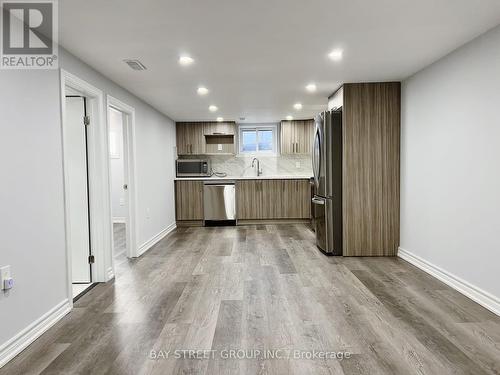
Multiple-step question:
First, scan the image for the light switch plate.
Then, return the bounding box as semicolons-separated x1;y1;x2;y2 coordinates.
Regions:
0;265;12;290
217;144;222;151
4;278;13;290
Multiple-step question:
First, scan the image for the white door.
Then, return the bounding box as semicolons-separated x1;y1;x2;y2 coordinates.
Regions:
65;96;92;283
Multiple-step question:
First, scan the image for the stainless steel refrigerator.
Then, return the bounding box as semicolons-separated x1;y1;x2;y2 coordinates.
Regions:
312;110;343;255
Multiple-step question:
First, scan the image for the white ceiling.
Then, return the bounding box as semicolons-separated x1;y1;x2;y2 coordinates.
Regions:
59;0;500;123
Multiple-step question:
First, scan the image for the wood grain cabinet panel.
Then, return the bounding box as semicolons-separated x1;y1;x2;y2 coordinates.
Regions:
175;180;203;220
280;121;295;155
282;179;311;218
175;123;189;155
261;180;283;219
177;122;236;155
297;179;312;218
280;120;314;154
203;122;235;135
342;82;400;256
176;122;205;155
236;180;262;219
236;179;310;220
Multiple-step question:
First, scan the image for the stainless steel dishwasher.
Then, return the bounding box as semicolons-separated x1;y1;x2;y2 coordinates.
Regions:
203;181;236;225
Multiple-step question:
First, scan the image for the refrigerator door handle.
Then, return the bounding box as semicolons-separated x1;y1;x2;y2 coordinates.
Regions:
312;121;322;188
312;197;325;205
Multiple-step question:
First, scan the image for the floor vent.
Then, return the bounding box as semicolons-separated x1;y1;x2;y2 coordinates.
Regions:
124;59;147;71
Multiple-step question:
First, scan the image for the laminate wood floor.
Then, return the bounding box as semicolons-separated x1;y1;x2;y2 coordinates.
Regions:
113;223;127;266
2;225;500;375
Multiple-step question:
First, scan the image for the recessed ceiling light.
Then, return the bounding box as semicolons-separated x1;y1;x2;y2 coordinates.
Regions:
306;83;317;92
293;103;303;110
328;49;343;61
286;115;293;121
209;105;218;112
197;86;209;95
216;117;224;122
179;55;194;66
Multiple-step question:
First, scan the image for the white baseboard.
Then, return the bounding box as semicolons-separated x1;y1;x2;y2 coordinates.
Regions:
398;247;500;316
106;266;115;281
136;222;176;257
0;299;71;368
112;217;126;224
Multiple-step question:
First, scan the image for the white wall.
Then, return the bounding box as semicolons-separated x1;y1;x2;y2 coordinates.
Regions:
59;48;177;248
109;109;126;220
0;70;68;346
401;25;500;306
0;48;177;363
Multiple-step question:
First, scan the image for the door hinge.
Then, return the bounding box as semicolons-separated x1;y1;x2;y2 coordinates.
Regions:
83;116;90;126
88;255;95;264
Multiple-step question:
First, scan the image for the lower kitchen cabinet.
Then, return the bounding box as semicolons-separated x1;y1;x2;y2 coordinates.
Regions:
175;180;203;220
282;179;311;218
236;179;310;220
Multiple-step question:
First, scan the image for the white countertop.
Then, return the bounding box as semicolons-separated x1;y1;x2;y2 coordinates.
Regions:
174;175;312;181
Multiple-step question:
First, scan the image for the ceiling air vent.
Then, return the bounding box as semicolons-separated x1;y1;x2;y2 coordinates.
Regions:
124;59;147;71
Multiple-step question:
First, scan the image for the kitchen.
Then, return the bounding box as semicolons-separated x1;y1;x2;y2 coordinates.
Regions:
174;82;400;257
2;1;500;373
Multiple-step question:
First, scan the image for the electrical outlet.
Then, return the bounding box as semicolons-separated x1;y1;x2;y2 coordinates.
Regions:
1;265;13;291
295;162;301;169
217;144;222;151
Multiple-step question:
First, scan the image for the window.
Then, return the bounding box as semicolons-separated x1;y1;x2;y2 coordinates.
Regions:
239;124;278;155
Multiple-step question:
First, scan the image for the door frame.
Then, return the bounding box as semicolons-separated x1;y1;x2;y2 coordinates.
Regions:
64;95;93;284
60;70;114;306
106;95;138;259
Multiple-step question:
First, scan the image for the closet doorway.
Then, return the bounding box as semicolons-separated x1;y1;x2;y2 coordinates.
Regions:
107;96;137;266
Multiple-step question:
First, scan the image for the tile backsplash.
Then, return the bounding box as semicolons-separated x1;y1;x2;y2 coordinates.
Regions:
181;154;312;177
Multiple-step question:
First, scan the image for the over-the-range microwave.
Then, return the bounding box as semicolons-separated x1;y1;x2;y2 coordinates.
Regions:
176;159;211;177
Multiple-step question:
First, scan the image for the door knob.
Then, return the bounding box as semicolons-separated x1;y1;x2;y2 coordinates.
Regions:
123;184;128;190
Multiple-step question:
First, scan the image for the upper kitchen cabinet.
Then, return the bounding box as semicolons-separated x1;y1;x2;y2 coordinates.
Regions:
176;122;205;155
176;121;236;155
280;119;314;154
204;121;236;155
203;121;235;136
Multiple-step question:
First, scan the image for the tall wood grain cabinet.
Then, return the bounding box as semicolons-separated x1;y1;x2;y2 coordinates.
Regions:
280;120;314;154
333;82;401;256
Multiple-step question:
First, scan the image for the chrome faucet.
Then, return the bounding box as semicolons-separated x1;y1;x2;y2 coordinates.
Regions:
251;157;262;176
